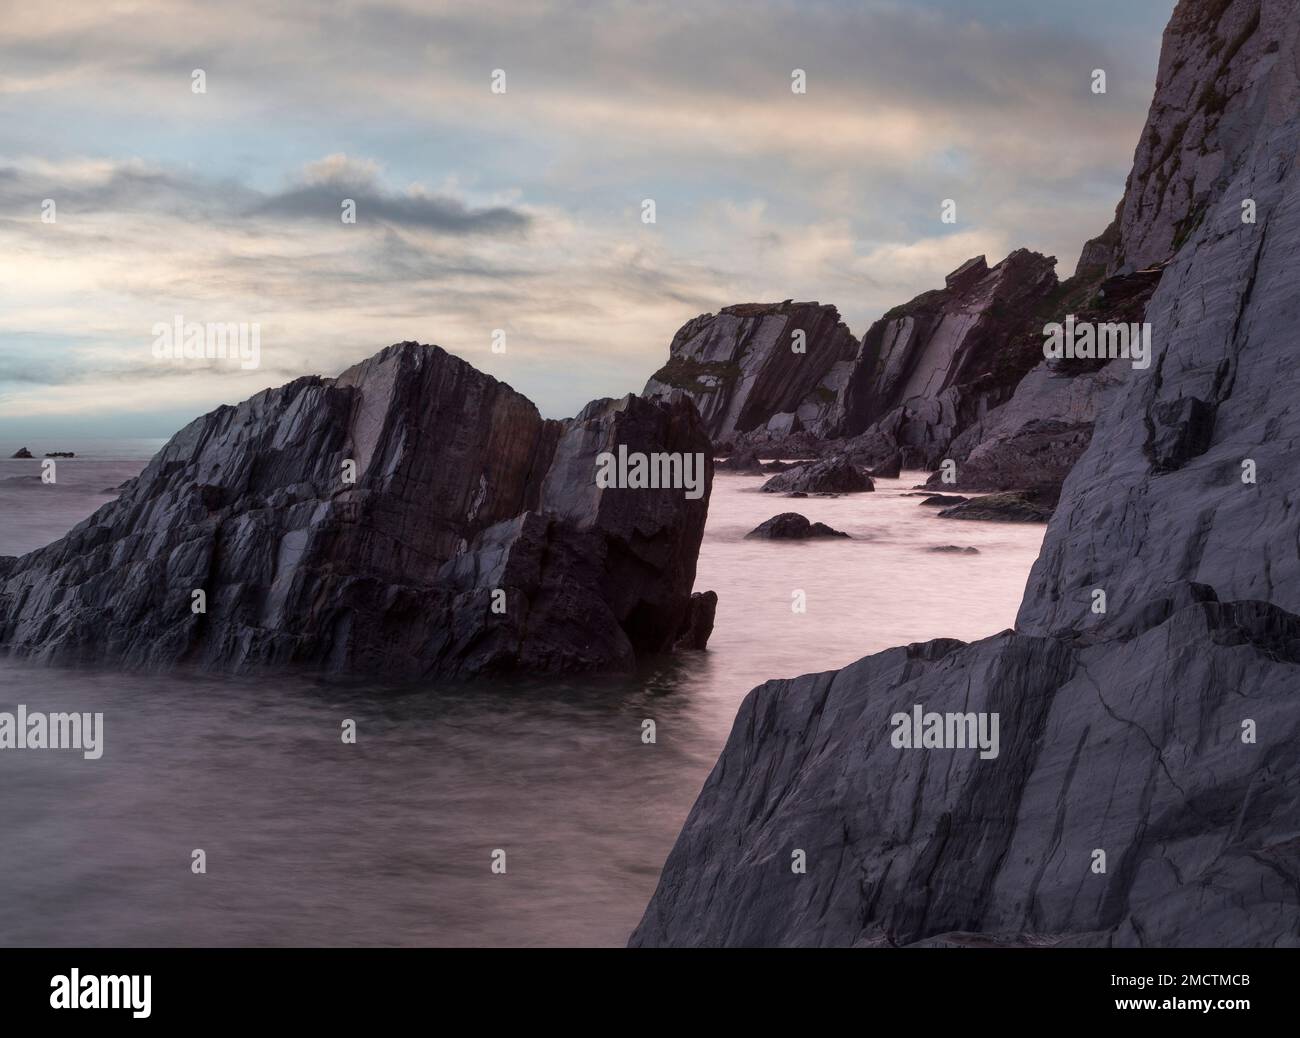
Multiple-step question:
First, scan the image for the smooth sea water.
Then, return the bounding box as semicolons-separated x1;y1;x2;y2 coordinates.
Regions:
0;444;1044;946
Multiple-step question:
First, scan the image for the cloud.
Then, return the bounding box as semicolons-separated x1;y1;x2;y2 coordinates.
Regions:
0;0;1174;428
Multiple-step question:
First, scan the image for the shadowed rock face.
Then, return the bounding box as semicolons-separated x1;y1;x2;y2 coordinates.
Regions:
0;342;714;678
642;301;860;444
631;587;1300;947
633;0;1300;948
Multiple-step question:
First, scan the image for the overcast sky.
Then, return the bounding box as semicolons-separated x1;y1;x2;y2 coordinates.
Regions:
0;0;1175;438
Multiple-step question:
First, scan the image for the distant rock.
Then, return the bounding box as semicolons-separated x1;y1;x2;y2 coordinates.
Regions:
715;448;765;473
43;451;75;458
760;455;873;495
745;513;850;540
10;448;33;459
836;249;1061;469
927;545;979;554
642;301;860;443
0;343;715;678
937;490;1053;523
918;494;968;506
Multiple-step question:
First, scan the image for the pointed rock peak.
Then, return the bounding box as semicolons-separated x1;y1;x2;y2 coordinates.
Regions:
944;255;989;291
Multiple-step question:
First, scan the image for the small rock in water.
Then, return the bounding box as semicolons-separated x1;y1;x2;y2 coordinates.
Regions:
927;545;980;554
745;513;850;540
10;447;33;459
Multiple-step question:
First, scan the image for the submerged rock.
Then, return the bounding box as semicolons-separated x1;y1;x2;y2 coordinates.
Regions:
760;455;873;495
745;513;849;540
927;545;979;554
0;342;715;678
937;490;1053;523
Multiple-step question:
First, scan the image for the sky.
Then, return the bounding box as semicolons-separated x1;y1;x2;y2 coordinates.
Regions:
0;0;1176;438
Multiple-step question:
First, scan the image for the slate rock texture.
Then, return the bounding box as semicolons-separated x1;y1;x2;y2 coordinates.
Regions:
642;301;860;443
0;342;714;678
631;587;1300;947
760;455;874;495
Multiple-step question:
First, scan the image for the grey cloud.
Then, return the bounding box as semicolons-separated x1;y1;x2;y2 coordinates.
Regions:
254;183;529;234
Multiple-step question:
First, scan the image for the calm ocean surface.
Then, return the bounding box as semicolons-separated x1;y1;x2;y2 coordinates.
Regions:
0;442;1043;946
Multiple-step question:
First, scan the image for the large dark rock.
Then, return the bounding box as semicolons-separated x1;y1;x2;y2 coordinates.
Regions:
760;455;873;495
0;343;715;678
745;513;849;540
630;587;1300;947
9;448;33;459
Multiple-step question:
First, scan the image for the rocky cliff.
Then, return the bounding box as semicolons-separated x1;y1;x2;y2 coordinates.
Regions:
633;0;1300;947
0;342;714;678
642;301;860;445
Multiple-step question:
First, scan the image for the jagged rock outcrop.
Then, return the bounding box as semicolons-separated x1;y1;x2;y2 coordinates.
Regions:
634;0;1300;948
1076;0;1275;276
0;342;715;677
631;586;1300;947
760;455;873;495
929;263;1166;495
745;513;849;540
834;250;1060;470
642;301;860;444
9;448;33;459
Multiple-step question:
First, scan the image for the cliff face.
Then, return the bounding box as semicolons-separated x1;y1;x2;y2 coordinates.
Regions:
843;250;1058;434
0;342;714;678
634;0;1300;947
831;250;1061;471
642;302;860;445
1077;0;1278;275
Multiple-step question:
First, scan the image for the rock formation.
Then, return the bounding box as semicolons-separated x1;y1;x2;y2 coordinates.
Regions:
760;456;873;495
0;342;715;678
634;0;1300;948
9;448;33;459
642;301;860;445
